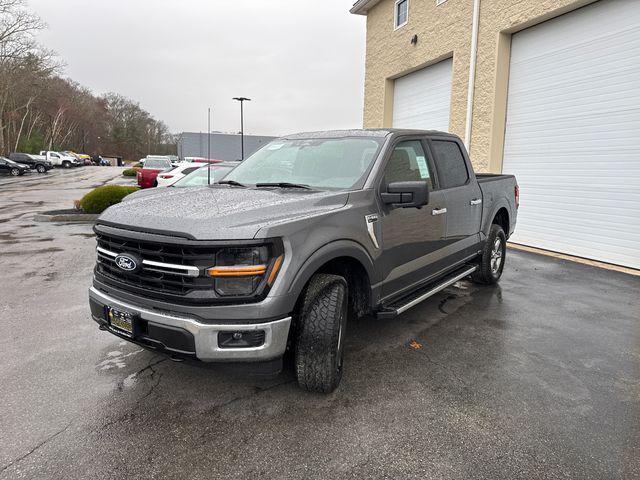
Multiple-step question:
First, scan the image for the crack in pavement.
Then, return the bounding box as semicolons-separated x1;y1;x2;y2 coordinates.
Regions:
0;356;166;475
0;422;72;475
97;357;168;431
194;379;295;443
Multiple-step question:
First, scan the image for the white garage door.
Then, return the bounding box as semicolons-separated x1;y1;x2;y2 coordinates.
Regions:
503;0;640;269
393;58;452;132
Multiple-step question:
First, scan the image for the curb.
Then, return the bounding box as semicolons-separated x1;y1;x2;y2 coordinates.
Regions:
34;213;100;223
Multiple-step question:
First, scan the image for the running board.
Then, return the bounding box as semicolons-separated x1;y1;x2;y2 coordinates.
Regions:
376;265;478;319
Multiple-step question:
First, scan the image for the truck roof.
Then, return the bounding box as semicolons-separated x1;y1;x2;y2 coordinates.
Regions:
282;129;460;140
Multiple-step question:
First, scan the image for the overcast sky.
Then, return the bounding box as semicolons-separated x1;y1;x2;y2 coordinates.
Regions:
27;0;366;137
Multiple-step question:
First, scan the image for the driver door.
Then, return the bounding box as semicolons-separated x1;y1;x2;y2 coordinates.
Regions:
378;139;447;300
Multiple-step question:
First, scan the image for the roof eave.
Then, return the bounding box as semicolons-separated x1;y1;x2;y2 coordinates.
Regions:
350;0;382;15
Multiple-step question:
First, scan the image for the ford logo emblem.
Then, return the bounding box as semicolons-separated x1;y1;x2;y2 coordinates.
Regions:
115;253;141;273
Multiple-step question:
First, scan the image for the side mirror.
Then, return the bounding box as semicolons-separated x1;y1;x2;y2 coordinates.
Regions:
381;181;429;208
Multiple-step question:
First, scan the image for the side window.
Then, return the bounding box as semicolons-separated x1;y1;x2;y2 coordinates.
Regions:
431;140;469;189
384;140;433;190
395;0;408;29
181;167;199;176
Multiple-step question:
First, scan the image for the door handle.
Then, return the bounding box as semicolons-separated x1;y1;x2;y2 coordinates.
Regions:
432;208;447;216
470;199;482;206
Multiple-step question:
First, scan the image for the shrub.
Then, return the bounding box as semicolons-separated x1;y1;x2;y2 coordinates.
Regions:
80;185;139;214
122;168;139;177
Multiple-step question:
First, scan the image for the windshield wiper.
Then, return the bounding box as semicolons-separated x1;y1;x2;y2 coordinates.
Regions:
216;180;246;187
255;182;312;190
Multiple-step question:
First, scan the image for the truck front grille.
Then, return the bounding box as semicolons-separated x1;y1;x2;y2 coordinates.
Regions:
94;231;220;301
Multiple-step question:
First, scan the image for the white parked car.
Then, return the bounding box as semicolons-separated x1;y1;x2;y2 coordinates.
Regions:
39;151;80;168
155;162;204;187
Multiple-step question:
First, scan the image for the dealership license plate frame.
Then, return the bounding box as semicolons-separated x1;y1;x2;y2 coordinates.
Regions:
107;307;136;337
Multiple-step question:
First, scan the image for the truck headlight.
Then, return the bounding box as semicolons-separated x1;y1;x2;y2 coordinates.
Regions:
206;247;284;296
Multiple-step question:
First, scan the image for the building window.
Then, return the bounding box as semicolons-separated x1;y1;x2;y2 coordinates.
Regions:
395;0;408;29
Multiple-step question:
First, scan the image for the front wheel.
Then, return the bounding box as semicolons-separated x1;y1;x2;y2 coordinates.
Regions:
10;168;21;176
472;224;507;284
36;164;46;173
62;161;71;169
294;274;348;393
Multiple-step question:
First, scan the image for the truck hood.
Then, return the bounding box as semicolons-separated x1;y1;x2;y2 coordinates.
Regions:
98;186;349;240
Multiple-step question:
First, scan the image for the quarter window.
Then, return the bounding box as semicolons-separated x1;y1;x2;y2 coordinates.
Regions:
395;0;408;29
384;140;433;190
431;140;469;189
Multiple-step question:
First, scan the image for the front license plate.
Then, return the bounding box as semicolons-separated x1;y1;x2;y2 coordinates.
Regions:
107;307;136;337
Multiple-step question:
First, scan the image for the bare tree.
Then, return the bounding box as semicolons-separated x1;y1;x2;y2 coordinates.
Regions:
0;0;176;157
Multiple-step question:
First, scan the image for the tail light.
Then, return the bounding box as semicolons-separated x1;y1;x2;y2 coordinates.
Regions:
515;184;520;209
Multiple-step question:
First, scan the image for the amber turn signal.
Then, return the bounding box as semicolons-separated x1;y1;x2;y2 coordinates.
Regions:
207;265;267;277
267;255;284;285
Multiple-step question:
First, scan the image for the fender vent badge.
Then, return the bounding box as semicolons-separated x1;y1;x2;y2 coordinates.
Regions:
365;214;380;249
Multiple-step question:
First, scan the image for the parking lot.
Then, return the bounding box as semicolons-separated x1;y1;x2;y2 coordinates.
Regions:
1;168;639;479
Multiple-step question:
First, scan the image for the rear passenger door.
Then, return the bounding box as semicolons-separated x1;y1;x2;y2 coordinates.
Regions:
429;138;482;264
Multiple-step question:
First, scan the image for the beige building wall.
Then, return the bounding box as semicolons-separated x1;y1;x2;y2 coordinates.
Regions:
361;0;598;172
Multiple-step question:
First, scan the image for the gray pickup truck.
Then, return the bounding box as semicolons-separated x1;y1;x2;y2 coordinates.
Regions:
89;129;518;393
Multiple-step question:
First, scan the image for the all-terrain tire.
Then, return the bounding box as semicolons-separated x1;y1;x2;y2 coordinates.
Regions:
294;274;348;393
472;223;507;285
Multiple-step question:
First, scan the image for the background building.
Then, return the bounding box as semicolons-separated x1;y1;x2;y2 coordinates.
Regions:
352;0;640;269
177;132;276;161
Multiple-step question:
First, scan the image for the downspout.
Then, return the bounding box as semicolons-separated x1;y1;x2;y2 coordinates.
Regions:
464;0;481;151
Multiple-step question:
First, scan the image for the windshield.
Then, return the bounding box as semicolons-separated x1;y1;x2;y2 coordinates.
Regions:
144;159;172;169
223;137;383;190
173;165;234;187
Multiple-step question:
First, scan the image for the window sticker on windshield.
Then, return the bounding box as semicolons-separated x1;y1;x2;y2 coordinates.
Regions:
416;156;429;179
267;143;285;150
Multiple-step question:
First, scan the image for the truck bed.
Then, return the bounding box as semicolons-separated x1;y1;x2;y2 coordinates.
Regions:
476;173;518;238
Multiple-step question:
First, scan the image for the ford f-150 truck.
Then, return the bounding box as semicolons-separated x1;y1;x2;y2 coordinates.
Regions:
89;129;518;393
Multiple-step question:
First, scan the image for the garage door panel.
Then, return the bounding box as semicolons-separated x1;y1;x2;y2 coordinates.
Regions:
503;0;640;269
392;58;452;132
509;35;640;86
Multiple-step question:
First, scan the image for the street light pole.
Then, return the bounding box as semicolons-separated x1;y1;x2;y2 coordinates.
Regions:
233;97;251;160
207;107;211;185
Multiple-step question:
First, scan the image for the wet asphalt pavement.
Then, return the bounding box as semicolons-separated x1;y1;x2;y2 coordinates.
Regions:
1;168;639;479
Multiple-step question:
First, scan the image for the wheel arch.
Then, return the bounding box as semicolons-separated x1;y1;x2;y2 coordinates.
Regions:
288;240;377;316
483;200;511;238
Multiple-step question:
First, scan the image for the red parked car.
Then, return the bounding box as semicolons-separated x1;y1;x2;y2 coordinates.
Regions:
137;158;173;189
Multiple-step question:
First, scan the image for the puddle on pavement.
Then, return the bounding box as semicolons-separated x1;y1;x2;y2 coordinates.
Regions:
97;347;144;371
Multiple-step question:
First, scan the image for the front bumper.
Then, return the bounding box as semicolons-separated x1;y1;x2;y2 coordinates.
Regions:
89;287;291;362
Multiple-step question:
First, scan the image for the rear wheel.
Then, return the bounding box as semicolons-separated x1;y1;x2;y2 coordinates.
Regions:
294;274;348;393
10;168;21;176
36;164;46;173
472;224;507;284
